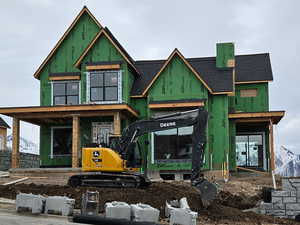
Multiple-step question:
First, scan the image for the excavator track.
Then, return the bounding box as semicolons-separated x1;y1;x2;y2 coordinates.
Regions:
68;172;151;188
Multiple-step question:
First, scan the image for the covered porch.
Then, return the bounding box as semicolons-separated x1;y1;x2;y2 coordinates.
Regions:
0;104;138;168
229;111;285;172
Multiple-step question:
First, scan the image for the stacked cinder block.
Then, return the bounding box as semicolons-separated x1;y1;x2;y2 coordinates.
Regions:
16;193;45;214
260;178;300;219
45;196;75;216
16;193;75;216
105;201;131;220
131;203;160;223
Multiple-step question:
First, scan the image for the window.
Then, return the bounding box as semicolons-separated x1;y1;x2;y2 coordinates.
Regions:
53;82;79;105
240;89;257;98
52;127;72;156
0;135;4;149
153;126;193;161
90;71;118;102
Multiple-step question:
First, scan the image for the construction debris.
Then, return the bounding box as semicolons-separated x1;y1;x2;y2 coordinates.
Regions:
2;177;28;186
131;203;160;223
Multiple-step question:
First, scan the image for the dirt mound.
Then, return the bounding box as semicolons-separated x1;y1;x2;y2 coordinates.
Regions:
0;182;298;224
0;182;202;215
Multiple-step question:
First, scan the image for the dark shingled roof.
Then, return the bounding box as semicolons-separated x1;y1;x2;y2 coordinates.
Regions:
130;53;273;96
0;117;10;129
235;53;273;82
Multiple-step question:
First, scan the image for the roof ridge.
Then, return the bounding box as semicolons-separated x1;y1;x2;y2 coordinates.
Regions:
135;53;270;63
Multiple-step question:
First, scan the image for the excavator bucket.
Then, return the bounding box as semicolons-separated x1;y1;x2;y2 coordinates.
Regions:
193;179;218;204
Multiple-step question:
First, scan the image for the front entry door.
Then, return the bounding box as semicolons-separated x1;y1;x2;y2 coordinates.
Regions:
92;122;113;147
236;133;265;170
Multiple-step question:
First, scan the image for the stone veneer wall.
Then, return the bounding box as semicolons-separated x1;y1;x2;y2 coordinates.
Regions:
0;150;39;171
260;178;300;219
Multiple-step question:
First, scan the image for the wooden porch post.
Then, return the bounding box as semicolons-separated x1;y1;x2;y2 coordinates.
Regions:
114;112;121;136
269;119;275;171
11;118;20;168
72;115;80;168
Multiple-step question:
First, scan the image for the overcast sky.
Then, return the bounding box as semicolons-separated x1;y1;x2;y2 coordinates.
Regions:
0;0;299;153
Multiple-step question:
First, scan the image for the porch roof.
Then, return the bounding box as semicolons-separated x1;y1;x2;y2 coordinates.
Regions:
228;111;285;124
0;104;138;125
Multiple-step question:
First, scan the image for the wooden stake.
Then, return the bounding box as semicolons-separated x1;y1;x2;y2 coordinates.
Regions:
11;118;20;169
114;112;121;136
72;116;80;168
269;119;275;171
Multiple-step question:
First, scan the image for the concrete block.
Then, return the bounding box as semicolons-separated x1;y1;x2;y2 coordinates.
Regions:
260;202;273;210
282;179;296;191
165;201;176;218
272;191;291;197
131;203;160;222
273;203;285;210
286;203;300;210
283;197;297;203
105;201;131;220
179;198;190;210
16;193;45;214
170;208;198;225
45;196;75;216
286;210;300;217
272;197;282;204
266;210;286;216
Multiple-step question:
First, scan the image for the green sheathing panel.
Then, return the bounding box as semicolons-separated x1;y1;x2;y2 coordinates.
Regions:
39;12;100;106
148;54;208;102
208;95;229;170
216;43;234;68
229;120;236;171
80;34;131;104
235;83;269;112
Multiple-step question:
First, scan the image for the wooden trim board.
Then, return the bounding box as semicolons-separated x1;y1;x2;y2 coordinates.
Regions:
0;104;139;118
149;101;204;109
49;75;80;81
86;64;120;71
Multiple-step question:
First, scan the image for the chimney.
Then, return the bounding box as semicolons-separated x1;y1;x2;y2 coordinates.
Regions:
216;43;235;68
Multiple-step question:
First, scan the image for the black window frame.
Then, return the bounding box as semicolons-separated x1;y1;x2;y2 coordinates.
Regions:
53;82;80;106
90;71;119;102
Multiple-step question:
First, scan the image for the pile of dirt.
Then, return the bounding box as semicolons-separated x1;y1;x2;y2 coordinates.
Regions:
0;181;297;224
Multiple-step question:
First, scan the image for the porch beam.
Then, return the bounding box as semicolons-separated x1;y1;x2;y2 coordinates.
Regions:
72;115;80;168
269;119;275;171
11;118;20;168
113;112;121;136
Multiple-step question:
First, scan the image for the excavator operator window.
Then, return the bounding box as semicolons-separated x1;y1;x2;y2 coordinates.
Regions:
126;141;142;168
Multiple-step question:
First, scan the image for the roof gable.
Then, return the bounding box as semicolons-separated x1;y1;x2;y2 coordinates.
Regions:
141;49;213;96
74;27;139;75
33;6;102;79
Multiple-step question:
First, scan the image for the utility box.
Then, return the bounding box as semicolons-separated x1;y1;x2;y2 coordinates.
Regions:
105;201;131;220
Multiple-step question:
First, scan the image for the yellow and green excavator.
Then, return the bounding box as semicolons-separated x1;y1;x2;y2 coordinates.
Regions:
68;107;217;202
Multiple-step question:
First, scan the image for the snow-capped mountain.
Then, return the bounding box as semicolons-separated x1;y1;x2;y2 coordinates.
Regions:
275;146;300;177
6;135;39;155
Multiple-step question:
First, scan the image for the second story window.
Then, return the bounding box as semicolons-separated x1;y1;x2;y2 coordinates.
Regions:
53;82;79;105
90;71;118;102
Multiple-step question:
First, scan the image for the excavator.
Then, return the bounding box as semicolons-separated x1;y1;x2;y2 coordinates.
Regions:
68;106;217;202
